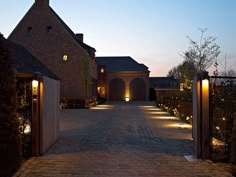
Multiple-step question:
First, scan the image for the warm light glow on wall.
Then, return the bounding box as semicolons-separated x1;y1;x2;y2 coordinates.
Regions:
101;87;105;95
100;68;104;73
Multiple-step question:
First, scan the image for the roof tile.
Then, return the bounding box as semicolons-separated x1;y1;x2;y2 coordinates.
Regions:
96;56;149;72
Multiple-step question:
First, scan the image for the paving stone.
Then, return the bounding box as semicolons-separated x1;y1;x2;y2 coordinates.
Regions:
13;102;234;177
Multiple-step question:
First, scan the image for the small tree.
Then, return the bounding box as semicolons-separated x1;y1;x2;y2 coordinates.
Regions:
0;34;22;177
168;59;197;91
183;28;221;72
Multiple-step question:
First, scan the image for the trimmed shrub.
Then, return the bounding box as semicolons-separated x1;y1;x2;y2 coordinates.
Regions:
0;34;22;177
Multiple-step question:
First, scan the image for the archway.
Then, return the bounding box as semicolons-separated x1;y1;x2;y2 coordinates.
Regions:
130;78;146;101
109;78;125;101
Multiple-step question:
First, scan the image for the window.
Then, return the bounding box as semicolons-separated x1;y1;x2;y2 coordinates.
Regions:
27;26;32;33
47;26;52;32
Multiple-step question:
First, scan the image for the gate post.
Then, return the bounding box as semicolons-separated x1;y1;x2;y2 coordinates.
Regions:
31;73;41;156
192;71;210;159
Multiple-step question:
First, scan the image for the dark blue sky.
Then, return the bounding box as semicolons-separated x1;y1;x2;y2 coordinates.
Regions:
1;0;235;76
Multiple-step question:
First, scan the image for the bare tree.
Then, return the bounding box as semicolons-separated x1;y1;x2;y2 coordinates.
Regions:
220;69;236;77
168;66;181;80
183;28;221;72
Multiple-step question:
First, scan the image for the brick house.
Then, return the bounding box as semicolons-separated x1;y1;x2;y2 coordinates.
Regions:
8;0;97;103
96;56;150;101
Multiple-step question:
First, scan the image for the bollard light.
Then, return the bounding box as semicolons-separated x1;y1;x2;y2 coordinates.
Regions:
125;97;130;102
202;79;209;90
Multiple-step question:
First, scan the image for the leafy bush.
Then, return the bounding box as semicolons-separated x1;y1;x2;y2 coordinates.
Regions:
0;35;22;177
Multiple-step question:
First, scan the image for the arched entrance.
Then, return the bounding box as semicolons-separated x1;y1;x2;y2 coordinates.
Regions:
130;78;146;101
109;78;125;101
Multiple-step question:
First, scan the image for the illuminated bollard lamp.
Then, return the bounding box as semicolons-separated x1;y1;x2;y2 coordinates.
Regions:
125;97;130;102
194;71;210;159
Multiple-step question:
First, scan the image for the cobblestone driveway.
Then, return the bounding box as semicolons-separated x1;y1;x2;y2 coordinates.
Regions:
14;102;233;177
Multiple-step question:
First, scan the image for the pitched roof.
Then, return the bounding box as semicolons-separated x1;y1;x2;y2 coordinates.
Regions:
96;56;149;72
1;37;59;80
149;77;180;89
49;7;96;54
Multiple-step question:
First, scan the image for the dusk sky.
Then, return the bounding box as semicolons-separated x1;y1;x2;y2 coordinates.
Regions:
0;0;235;76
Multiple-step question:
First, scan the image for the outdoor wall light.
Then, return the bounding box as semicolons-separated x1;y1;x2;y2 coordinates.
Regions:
32;80;39;100
63;54;68;61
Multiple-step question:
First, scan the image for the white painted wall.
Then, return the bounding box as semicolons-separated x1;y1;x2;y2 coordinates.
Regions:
40;76;60;154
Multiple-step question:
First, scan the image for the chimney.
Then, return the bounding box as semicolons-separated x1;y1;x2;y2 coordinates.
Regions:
75;33;84;42
35;0;49;6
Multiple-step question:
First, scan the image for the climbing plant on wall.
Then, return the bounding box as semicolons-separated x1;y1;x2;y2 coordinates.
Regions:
80;55;92;98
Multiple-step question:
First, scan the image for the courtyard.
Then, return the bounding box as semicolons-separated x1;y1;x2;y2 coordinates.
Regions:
13;102;233;177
